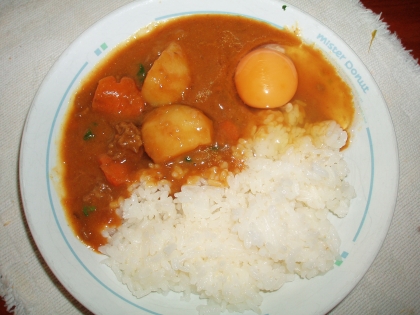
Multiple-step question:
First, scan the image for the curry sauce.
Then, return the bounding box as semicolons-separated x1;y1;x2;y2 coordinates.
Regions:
60;14;354;251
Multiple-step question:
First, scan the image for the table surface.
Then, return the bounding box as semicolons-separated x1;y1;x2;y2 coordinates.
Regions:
365;0;420;61
1;0;419;314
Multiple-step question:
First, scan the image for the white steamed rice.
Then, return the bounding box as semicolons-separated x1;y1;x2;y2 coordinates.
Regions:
100;105;356;314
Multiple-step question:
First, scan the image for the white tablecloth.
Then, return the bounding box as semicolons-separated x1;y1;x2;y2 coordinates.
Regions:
1;0;419;314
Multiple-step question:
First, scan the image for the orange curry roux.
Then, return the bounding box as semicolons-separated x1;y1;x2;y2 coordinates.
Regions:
60;15;354;251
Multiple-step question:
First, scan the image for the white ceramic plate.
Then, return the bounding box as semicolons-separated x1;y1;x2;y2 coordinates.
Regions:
19;0;398;314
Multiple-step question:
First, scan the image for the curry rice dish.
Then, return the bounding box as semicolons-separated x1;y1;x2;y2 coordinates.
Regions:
60;14;356;314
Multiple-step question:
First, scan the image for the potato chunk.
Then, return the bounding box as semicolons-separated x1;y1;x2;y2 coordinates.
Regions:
142;42;191;107
141;105;213;163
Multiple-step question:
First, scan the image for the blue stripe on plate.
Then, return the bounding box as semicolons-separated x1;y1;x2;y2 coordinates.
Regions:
353;127;375;242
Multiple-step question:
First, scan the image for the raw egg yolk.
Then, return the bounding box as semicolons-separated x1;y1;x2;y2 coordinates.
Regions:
234;47;298;108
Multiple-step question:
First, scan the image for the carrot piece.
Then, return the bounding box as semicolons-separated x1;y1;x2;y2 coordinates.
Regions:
219;120;240;144
92;76;145;118
98;154;130;186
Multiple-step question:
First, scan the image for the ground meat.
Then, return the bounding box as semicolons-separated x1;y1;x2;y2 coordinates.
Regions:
82;181;112;204
107;121;143;160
